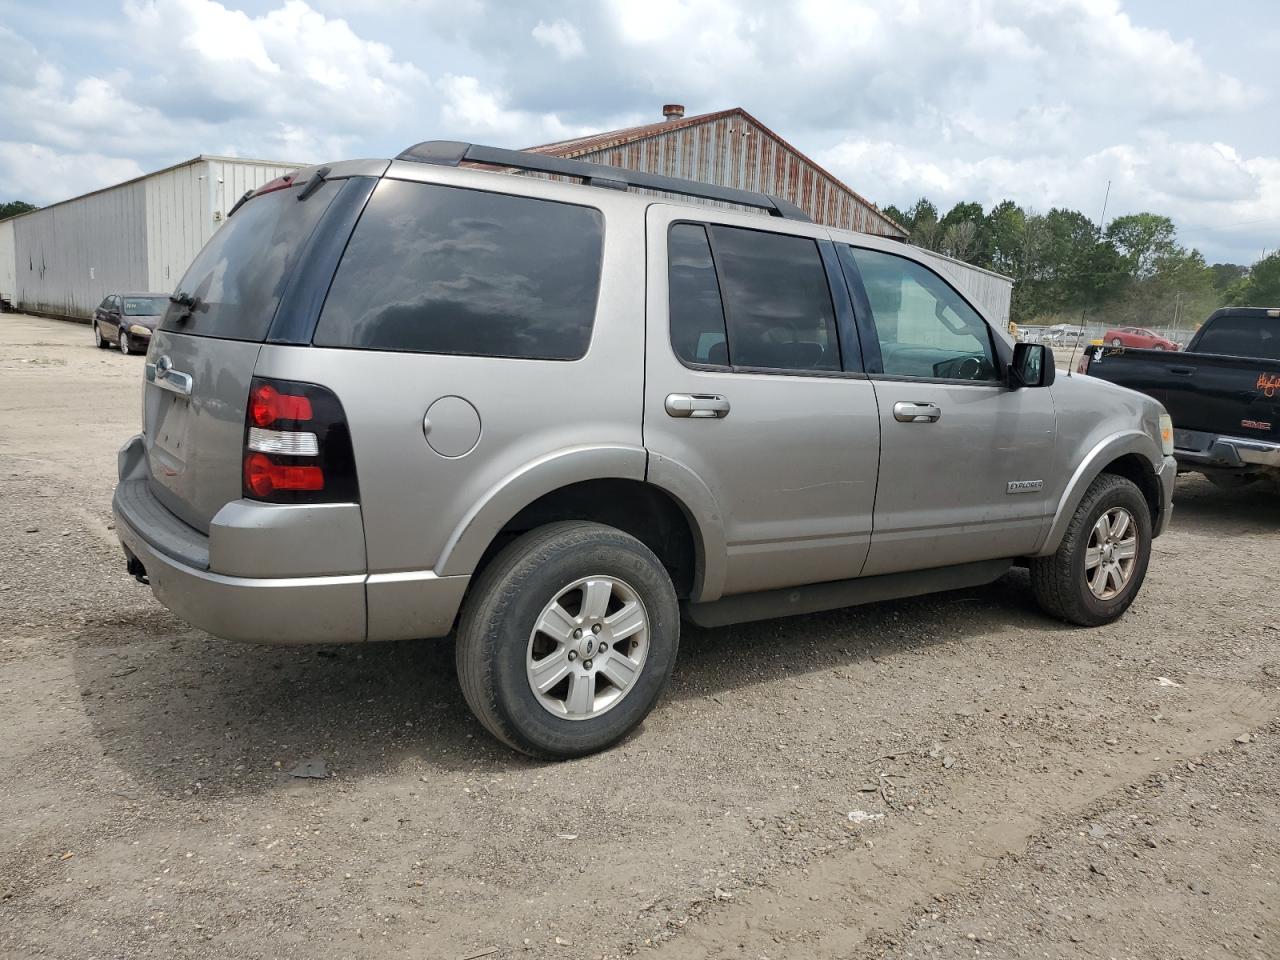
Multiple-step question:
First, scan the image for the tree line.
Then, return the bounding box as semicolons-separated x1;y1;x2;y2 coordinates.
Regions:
880;198;1280;328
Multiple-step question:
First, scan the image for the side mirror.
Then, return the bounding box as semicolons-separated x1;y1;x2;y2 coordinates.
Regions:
1010;342;1055;388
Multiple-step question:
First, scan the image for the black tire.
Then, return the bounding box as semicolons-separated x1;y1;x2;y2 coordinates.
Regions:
1030;473;1152;627
455;521;680;759
1110;338;1123;347
93;323;110;349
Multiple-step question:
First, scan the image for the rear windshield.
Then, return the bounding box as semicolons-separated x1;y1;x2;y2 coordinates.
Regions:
124;296;166;316
314;180;604;360
1194;316;1280;360
160;180;339;341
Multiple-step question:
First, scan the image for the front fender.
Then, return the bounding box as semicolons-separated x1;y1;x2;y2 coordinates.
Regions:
435;445;647;577
1035;430;1161;556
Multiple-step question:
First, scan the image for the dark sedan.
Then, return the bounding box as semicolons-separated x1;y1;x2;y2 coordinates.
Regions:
93;292;169;355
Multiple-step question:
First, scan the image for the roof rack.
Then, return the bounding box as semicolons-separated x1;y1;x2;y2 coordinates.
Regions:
395;140;813;222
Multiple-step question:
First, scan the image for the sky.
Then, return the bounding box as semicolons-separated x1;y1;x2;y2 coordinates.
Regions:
1;0;1278;264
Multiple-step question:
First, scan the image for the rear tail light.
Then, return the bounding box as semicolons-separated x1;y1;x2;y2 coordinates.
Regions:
241;377;359;503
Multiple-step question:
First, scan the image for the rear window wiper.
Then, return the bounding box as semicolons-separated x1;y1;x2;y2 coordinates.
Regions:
168;292;200;322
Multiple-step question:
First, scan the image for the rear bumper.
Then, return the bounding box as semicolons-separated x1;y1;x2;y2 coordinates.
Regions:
112;435;468;644
1174;429;1280;470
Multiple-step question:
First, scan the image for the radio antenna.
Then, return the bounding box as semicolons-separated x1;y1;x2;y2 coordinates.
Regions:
1067;179;1111;377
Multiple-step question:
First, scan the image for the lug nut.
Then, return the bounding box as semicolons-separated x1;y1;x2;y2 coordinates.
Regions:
597;641;608;652
573;628;583;639
591;623;601;634
568;651;577;661
584;659;593;669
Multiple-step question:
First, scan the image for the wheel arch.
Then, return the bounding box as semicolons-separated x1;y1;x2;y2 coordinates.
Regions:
436;446;725;601
1036;432;1162;556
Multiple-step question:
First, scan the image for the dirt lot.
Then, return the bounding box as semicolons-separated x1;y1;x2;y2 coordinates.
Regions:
2;313;1278;960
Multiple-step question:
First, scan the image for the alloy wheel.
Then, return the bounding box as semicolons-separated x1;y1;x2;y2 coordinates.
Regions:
526;575;650;720
1084;506;1139;600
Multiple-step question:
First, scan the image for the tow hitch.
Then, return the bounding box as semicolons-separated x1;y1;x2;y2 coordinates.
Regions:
125;553;149;585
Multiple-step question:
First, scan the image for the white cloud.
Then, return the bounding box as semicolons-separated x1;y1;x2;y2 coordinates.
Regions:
0;143;145;205
532;18;585;61
818;132;1280;261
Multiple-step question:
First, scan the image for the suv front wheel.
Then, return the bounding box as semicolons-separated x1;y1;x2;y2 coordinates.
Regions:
1030;473;1152;626
455;521;680;758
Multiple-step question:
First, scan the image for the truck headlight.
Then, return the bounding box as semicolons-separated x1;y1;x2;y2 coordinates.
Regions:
1159;413;1174;456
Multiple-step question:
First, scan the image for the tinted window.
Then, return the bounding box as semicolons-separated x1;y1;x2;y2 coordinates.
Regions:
668;223;728;366
849;247;997;382
161;181;339;341
1194;316;1280;360
315;180;604;360
98;297;113;310
709;226;840;372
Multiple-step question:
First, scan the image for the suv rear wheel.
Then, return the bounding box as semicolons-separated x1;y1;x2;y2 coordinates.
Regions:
1030;473;1152;626
455;521;680;758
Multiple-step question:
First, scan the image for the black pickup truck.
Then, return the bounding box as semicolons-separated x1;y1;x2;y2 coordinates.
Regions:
1078;307;1280;489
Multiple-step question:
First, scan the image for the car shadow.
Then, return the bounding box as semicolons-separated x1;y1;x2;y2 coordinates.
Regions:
71;567;1059;796
1168;474;1280;537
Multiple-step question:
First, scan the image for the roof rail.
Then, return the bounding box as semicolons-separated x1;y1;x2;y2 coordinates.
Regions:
395;140;813;222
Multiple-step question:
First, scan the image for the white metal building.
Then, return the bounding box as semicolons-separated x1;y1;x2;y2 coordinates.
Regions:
0;155;303;320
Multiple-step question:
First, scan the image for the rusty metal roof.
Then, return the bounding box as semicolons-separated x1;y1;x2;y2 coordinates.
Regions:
526;107;907;237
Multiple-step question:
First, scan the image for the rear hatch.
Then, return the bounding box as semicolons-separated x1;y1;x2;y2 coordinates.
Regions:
144;176;343;531
1165;312;1280;443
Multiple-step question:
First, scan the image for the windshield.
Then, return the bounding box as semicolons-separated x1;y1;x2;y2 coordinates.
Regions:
123;296;167;316
1195;316;1280;360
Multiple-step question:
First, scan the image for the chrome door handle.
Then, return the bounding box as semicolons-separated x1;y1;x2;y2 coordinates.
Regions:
893;401;941;423
146;356;193;397
665;393;730;419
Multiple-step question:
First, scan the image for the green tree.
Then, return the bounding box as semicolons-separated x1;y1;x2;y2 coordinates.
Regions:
1208;262;1248;294
1105;213;1178;279
0;200;36;220
1228;251;1280;305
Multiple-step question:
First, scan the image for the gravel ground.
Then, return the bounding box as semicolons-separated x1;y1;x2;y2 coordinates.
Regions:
1;313;1277;960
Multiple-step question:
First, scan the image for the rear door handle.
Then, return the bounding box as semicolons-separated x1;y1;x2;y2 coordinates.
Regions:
1168;365;1195;375
893;401;941;423
665;393;730;419
146;356;193;397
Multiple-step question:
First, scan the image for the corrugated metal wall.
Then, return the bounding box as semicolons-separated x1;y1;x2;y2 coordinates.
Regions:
145;161;209;293
573;114;903;237
11;179;149;318
916;248;1013;327
1;156;305;319
0;219;15;304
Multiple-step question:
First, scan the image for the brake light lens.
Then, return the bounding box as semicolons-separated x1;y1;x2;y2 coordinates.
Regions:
244;452;325;496
249;383;313;427
241;376;358;504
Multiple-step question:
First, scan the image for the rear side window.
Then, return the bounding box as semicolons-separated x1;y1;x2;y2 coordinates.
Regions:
314;180;604;360
668;223;729;366
1194;316;1280;360
709;226;840;372
162;180;340;341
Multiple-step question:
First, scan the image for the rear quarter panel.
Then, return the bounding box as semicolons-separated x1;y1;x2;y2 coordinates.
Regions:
254;165;651;578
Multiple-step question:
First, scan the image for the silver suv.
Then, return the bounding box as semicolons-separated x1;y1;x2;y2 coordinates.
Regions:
113;142;1177;758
